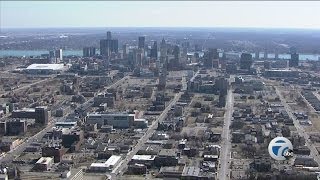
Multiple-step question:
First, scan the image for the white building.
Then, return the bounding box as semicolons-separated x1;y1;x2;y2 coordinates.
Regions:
34;157;54;171
55;49;63;63
25;64;69;74
86;113;135;128
89;155;121;172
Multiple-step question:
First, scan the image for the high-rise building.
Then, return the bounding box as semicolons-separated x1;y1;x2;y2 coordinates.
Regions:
35;106;49;125
150;41;158;59
173;45;180;61
138;36;145;49
83;47;96;57
255;51;260;60
123;44;128;58
160;38;167;58
203;48;218;68
133;48;143;67
107;31;112;40
100;39;112;57
289;53;299;67
55;49;63;63
264;50;268;60
111;39;118;53
240;53;253;70
158;58;168;90
100;31;118;57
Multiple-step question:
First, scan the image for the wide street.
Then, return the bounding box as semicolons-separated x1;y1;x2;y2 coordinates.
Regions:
218;77;234;180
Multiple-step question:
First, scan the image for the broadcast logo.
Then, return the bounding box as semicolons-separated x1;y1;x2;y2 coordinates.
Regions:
268;137;293;161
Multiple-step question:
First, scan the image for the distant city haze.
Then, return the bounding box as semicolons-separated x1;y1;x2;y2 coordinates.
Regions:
1;1;320;29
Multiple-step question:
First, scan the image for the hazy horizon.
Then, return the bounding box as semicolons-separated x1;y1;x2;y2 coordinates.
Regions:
1;1;320;29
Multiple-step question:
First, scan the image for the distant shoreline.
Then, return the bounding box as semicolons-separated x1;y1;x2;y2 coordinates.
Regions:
1;50;319;61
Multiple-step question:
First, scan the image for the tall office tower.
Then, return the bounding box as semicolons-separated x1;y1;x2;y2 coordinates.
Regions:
160;38;167;57
35;106;48;125
55;49;63;63
240;53;253;70
255;51;260;60
182;41;189;56
89;47;96;57
289;53;299;67
203;48;218;68
138;36;145;49
83;47;96;57
107;31;112;40
111;39;118;53
128;51;134;68
173;45;180;62
100;39;112;57
83;47;90;57
49;50;55;63
134;49;143;68
150;41;158;59
123;44;128;58
264;50;268;60
158;58;168;90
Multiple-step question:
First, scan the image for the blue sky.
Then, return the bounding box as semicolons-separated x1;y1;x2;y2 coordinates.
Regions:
1;1;320;29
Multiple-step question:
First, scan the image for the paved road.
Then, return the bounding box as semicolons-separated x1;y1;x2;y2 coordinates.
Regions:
275;86;320;166
217;86;234;180
111;92;183;178
0;76;129;164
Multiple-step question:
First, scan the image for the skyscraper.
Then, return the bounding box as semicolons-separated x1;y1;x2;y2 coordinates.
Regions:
55;49;63;63
264;50;268;60
83;47;90;57
289;53;299;67
173;45;180;61
160;38;167;58
255;51;260;60
150;41;158;59
123;44;128;58
83;47;96;57
111;39;118;53
203;48;218;68
240;53;253;70
100;31;118;57
100;39;110;57
107;31;112;40
138;36;145;49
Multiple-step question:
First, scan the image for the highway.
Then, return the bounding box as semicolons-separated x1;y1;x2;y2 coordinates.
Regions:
275;86;320;166
218;77;234;180
0;76;129;164
111;91;183;178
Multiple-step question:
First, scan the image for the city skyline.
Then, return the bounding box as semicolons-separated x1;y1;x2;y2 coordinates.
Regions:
1;1;320;29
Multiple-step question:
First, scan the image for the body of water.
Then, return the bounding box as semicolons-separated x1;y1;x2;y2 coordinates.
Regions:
1;50;319;61
0;50;84;57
